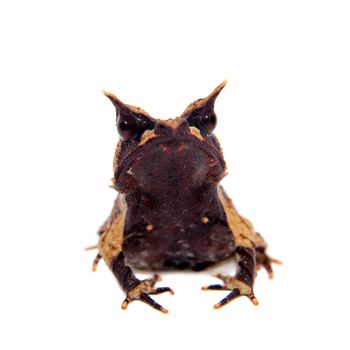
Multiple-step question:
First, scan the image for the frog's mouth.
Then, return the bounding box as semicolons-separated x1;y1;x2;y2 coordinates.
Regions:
114;136;226;192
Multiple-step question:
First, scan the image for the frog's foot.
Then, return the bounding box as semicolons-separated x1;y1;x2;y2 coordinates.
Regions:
91;253;102;272
202;274;258;309
122;274;174;314
255;248;282;279
84;245;102;272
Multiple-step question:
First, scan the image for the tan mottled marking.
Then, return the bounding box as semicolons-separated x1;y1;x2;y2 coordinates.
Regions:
122;275;172;313
146;224;153;231
98;194;127;265
189;126;204;141
223;278;254;296
255;232;267;249
127;283;151;299
201;216;209;224
217;186;255;248
139;129;157;146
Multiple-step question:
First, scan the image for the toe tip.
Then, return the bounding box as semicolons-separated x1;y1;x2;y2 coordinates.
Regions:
251;297;259;306
213;303;221;309
121;300;129;310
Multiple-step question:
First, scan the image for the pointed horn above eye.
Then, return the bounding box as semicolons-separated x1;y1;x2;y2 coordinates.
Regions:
206;80;227;103
102;90;152;118
181;80;227;117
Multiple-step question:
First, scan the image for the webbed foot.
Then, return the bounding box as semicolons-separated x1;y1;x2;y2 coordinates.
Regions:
122;274;174;313
202;273;258;309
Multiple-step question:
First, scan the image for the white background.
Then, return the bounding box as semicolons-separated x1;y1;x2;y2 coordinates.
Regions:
1;1;349;349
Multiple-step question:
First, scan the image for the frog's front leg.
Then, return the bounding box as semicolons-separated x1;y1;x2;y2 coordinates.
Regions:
111;252;174;313
202;187;260;308
96;195;173;313
202;246;258;308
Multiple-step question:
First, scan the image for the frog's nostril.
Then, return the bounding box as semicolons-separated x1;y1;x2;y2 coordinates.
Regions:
175;121;189;135
154;122;172;135
154;120;189;136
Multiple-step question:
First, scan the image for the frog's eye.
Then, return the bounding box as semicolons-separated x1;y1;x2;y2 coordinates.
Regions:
188;108;217;133
117;114;139;141
103;90;155;142
183;81;226;134
199;112;217;133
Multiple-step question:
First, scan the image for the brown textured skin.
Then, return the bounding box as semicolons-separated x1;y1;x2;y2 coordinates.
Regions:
93;82;278;312
121;135;235;271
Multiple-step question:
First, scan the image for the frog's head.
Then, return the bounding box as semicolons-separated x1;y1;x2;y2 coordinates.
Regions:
103;82;227;194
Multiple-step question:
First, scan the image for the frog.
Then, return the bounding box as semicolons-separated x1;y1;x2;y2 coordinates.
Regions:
88;81;280;313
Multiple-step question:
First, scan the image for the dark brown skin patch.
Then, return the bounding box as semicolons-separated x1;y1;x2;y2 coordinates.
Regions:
93;82;279;312
121;132;232;271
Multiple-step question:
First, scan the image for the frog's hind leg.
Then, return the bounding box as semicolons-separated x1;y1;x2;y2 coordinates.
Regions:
255;232;282;279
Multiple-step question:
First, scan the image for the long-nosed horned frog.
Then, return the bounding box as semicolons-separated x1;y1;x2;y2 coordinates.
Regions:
88;81;280;313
